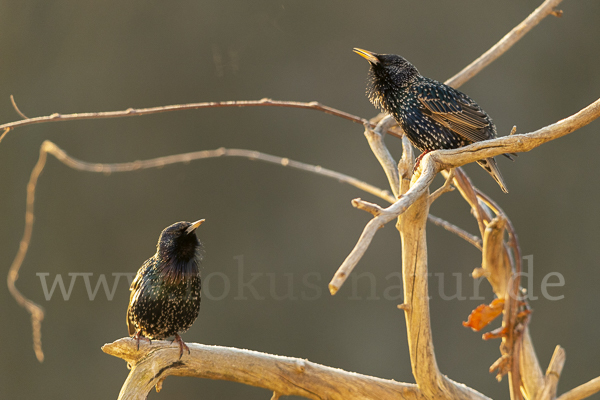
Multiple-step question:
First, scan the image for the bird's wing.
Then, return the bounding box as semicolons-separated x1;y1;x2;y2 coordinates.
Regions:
129;259;152;294
417;83;494;143
126;258;153;335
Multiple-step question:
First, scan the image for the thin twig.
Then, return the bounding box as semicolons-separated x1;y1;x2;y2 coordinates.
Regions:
445;0;564;88
0;98;402;141
352;198;384;217
427;214;482;250
0;128;10;143
10;95;29;119
7;144;49;362
429;169;455;203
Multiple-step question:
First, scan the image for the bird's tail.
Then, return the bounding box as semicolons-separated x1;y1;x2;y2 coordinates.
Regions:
476;157;509;194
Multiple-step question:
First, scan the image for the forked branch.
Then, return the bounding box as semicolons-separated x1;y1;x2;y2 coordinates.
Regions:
329;96;600;295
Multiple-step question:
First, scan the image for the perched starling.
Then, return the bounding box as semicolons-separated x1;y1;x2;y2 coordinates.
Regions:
354;48;512;193
127;219;205;358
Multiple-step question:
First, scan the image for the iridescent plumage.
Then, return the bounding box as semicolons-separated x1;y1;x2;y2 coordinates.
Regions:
127;219;204;358
355;48;512;193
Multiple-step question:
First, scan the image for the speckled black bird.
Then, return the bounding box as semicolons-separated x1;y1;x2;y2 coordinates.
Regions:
354;48;512;193
127;219;204;358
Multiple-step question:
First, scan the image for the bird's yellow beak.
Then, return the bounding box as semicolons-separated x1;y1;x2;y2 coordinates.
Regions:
353;48;379;64
185;219;205;234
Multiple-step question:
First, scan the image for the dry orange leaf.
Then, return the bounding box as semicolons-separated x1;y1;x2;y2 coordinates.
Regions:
463;298;505;332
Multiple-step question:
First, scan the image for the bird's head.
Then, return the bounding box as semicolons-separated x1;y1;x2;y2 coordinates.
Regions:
353;48;419;112
157;219;205;264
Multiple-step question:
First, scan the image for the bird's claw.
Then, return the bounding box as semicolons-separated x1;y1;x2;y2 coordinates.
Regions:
172;333;190;359
132;331;152;350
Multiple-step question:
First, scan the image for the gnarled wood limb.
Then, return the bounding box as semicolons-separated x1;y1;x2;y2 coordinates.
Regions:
102;338;421;400
358;111;491;400
398;190;491;400
435;98;600;169
329;97;600;294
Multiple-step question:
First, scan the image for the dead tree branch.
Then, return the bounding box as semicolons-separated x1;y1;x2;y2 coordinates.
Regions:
446;0;563;88
102;338;421;400
398;190;491;400
329;96;600;294
0;98;403;143
7;2;599;400
556;376;600;400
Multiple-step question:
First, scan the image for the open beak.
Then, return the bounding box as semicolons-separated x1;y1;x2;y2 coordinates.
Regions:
185;219;205;234
353;48;380;64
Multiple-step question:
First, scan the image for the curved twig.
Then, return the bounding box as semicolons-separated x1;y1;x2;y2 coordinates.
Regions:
10;95;29;119
446;0;564;88
8;140;477;362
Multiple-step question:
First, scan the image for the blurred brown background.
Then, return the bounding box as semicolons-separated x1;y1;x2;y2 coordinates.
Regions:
1;1;599;399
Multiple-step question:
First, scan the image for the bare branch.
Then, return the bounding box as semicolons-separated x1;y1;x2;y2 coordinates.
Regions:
534;345;566;400
426;214;482;250
7;143;50;362
328;159;438;295
102;338;421;400
435;97;600;168
429;169;455;204
481;215;511;297
0;128;10;143
329;97;600;294
352;198;384;217
557;376;600;400
0;98;403;141
398;190;490;400
520;330;546;400
445;0;564;88
445;168;492;236
365;118;401;197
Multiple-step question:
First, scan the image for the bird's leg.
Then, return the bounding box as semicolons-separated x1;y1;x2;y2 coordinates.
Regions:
132;330;152;350
413;150;430;171
172;333;190;359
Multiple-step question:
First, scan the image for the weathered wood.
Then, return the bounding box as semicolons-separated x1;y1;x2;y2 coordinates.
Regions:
102;338;421;400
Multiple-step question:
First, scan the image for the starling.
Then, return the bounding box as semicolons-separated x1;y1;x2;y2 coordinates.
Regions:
127;219;205;358
354;48;512;193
